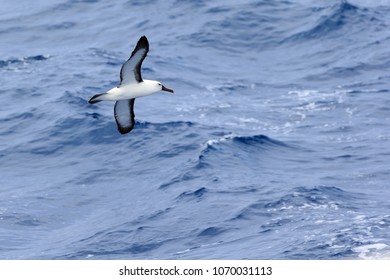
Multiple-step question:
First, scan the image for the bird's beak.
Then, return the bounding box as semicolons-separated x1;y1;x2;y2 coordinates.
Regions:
162;85;174;93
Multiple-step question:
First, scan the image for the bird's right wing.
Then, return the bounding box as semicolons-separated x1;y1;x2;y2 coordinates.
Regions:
119;36;149;85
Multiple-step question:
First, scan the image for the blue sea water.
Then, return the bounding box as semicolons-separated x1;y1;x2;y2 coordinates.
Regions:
1;0;390;260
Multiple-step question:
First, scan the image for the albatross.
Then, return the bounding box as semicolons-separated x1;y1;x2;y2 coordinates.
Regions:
88;36;174;134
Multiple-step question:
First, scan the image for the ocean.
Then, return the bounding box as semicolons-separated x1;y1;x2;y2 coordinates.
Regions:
1;0;390;259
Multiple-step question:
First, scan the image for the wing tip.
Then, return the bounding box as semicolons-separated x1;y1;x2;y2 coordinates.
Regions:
135;35;149;52
140;35;148;42
115;118;135;134
118;127;133;134
115;120;135;134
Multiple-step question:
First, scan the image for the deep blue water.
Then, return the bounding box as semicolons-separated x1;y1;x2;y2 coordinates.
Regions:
1;0;390;259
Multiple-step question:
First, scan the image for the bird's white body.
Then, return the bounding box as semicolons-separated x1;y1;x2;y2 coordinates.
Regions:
98;80;163;101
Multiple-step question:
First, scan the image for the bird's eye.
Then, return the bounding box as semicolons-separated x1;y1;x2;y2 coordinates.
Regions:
158;83;161;86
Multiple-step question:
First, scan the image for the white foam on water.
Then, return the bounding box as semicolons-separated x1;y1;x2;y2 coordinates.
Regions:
353;243;389;259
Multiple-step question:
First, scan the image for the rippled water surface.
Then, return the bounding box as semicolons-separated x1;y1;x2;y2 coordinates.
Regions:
1;0;390;259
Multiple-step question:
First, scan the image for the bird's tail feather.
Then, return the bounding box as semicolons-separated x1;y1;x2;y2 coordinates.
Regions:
88;93;107;104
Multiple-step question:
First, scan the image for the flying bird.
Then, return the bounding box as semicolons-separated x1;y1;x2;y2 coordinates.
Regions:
88;36;174;134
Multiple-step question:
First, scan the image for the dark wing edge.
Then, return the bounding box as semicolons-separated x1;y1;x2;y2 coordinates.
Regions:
114;99;136;134
119;36;149;84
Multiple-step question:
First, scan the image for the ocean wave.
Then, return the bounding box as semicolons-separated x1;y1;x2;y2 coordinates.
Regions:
0;55;50;69
228;185;389;259
178;1;297;51
197;226;226;237
176;187;208;201
200;134;290;159
52;207;177;259
285;1;363;42
233;186;356;220
266;186;361;210
160;134;292;190
179;0;385;53
49;118;199;147
1;110;202;158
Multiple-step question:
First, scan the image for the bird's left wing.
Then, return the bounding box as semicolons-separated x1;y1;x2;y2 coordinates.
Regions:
114;99;135;134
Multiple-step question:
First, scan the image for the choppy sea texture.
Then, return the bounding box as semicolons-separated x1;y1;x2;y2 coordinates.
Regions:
1;0;390;259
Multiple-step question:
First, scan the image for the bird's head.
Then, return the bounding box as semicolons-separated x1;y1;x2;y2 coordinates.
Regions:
143;80;174;96
156;81;174;93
